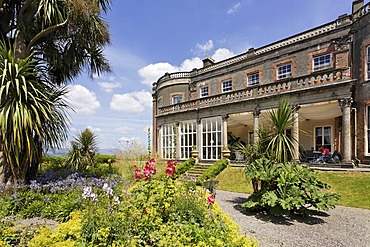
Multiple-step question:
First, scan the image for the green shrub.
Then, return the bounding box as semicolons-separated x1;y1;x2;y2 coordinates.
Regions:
94;154;116;164
243;158;340;216
175;158;196;178
197;159;229;184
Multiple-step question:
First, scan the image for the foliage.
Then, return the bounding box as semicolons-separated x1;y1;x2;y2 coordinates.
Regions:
265;98;297;163
94;154;116;165
197;159;229;184
65;128;99;170
243;158;340;215
26;159;257;246
42;156;67;169
0;0;112;185
174;158;197;178
0;41;69;184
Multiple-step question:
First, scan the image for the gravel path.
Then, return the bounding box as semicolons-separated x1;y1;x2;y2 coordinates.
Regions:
216;190;370;247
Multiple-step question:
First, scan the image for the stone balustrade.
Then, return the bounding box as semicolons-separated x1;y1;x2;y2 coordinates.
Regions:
157;68;351;116
353;2;370;20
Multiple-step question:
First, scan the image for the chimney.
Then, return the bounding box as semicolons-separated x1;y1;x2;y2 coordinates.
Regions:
202;56;215;67
352;0;364;15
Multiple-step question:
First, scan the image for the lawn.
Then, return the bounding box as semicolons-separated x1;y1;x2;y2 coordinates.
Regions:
216;166;370;209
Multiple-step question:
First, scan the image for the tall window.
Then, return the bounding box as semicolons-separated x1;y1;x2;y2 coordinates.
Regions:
172;95;182;105
367;46;370;80
162;124;176;159
315;126;332;152
222;80;232;92
248;131;254;145
367;106;370;154
202;117;222;160
200;86;209;97
179;121;197;159
157;98;163;108
248;72;259;86
277;63;292;80
313;53;331;71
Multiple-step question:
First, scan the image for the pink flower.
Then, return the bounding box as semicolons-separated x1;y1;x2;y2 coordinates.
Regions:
207;195;215;204
165;160;177;178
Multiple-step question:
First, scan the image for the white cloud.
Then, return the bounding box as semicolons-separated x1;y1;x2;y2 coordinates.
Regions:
211;48;235;62
227;2;241;14
87;126;103;132
110;90;152;113
98;81;122;93
138;62;178;86
119;136;142;144
196;40;214;52
66;85;101;115
138;48;236;85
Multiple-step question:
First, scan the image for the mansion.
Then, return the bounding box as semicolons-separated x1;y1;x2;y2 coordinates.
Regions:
152;0;370;164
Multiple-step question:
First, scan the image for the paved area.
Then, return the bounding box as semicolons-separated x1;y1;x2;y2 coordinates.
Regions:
216;190;370;247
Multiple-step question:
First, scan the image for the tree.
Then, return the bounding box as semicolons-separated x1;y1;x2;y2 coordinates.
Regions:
65;128;99;170
0;0;112;184
265;98;297;163
0;41;69;184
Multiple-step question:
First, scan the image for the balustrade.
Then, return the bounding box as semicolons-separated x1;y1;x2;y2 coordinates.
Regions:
157;68;350;116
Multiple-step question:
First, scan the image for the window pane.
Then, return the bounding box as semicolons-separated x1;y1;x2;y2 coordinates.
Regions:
222;80;232;92
367;46;370;80
313;54;331;71
248;72;259;86
200;86;209;97
277;63;292;79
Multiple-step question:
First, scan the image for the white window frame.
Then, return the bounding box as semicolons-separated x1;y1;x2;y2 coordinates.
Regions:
200;86;209;97
161;124;176;159
277;63;292;80
172;95;182;105
248;72;260;86
366;46;370;80
314;126;332;152
179;121;197;160
313;53;332;71
201;117;222;160
366;105;370;155
222;80;232;93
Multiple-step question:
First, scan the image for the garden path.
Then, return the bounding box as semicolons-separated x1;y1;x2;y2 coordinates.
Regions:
216;190;370;247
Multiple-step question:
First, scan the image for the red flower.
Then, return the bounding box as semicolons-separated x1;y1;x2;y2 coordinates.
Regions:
165;160;177;178
207;195;215;204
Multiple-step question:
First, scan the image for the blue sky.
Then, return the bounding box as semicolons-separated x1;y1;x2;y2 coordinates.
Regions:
64;0;353;152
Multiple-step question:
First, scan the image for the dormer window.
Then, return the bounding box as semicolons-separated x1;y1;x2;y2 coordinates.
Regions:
313;53;332;71
277;63;292;80
172;95;183;105
222;79;232;92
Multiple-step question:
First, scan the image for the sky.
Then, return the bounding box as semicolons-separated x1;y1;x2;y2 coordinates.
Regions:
63;0;354;153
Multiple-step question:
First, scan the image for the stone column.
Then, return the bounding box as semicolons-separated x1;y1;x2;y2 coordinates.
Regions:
222;115;229;148
292;105;301;162
175;122;180;160
197;119;202;161
157;125;162;159
253;109;261;144
340;98;352;163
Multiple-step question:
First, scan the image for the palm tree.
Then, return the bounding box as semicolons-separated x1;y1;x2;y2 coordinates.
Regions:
0;41;69;185
265;98;297;163
65;129;99;170
0;0;112;184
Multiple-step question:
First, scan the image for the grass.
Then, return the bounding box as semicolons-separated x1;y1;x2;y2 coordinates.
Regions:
215;167;253;194
317;171;370;209
215;166;370;209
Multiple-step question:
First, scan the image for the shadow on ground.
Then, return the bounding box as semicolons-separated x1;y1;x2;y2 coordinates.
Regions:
226;196;329;226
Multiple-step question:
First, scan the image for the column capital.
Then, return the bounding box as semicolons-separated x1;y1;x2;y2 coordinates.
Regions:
222;114;229;121
339;97;353;109
253;109;261;118
196;118;201;124
175;121;180;127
